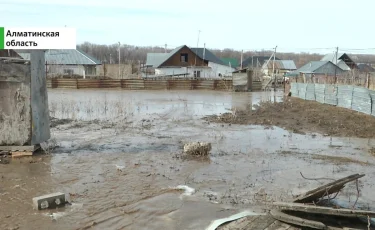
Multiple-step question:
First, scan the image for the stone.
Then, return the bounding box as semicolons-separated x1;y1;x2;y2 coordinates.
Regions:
32;192;68;210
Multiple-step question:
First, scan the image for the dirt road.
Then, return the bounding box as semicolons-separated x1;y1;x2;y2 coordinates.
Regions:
1;90;375;230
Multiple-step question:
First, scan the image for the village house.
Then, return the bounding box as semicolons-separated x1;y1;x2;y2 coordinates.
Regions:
320;52;358;71
286;61;345;82
16;49;102;77
261;60;297;76
145;45;235;78
241;56;280;69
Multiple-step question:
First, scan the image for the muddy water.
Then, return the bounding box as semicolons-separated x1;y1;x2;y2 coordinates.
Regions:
1;89;375;230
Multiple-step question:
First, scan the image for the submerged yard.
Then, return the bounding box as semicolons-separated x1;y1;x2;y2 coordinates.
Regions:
1;89;375;230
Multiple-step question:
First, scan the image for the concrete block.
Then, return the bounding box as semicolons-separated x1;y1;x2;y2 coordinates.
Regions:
32;192;68;210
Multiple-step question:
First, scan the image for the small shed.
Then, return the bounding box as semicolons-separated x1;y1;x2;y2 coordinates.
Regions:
0;50;50;150
232;68;262;91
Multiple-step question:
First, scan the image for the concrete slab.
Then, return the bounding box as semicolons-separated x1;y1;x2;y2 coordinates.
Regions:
32;192;68;210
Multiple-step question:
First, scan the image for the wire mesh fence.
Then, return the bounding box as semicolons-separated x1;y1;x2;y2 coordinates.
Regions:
291;83;375;116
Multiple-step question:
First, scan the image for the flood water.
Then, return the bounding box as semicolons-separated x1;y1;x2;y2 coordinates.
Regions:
1;89;375;230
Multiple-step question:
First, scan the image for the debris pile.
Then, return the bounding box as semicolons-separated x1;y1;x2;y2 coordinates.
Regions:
183;142;212;156
217;174;375;229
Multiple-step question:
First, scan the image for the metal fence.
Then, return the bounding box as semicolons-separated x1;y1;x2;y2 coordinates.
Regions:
291;83;375;117
46;79;233;91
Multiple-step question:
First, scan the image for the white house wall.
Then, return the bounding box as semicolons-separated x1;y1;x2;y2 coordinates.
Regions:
155;63;235;79
208;62;235;77
47;65;85;76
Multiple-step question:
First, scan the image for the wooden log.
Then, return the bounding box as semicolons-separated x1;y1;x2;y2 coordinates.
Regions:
11;151;33;157
273;202;375;218
270;209;327;229
293;174;365;203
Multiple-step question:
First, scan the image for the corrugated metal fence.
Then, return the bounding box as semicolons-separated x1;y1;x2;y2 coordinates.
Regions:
47;79;233;91
291;83;375;116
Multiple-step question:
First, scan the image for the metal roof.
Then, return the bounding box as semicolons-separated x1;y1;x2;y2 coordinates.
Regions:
145;53;167;67
321;52;356;70
190;48;226;66
262;60;297;70
286;61;330;76
16;49;101;65
145;45;227;68
321;52;345;63
221;58;239;68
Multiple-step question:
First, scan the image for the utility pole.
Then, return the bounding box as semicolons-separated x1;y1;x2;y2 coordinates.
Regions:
272;46;277;91
240;50;243;69
334;46;339;84
118;42;121;78
165;44;167;53
194;30;201;66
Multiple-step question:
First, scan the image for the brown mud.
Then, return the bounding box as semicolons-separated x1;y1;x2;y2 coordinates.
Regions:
1;90;375;230
205;97;375;138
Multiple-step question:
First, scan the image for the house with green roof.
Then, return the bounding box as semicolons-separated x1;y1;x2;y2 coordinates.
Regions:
221;58;239;69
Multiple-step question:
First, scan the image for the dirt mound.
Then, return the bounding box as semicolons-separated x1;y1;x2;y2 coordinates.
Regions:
204;97;375;138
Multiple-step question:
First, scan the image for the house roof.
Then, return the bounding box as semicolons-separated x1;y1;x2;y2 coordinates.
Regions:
190;48;226;66
286;61;331;76
221;58;239;68
295;61;330;73
262;60;297;70
145;53;168;67
16;49;102;65
321;52;356;69
145;45;188;68
145;45;228;68
242;56;280;68
357;63;375;72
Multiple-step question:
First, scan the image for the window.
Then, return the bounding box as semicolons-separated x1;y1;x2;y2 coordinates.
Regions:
64;69;74;75
180;53;188;62
194;70;201;78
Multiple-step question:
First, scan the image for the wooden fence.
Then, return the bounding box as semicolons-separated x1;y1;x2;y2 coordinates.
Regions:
47;79;233;90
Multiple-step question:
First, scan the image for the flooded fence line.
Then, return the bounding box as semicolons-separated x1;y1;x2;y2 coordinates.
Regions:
46;79;233;91
290;83;375;116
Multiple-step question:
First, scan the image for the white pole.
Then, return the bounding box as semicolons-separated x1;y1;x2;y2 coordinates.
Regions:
240;50;243;69
118;41;121;78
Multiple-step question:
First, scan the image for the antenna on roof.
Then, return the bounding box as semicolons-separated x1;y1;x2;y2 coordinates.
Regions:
194;30;201;66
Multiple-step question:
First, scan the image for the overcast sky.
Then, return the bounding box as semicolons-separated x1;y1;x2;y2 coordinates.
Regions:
1;0;374;54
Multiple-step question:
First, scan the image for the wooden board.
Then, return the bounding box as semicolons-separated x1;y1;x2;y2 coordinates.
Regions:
0;145;39;152
217;214;301;230
270;209;326;229
273;202;375;218
11;151;33;157
293;174;365;203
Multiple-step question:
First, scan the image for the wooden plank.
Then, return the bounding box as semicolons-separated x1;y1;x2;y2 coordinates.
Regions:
270;210;326;229
264;220;300;230
243;215;276;230
218;216;259;230
273;202;375;218
293;174;365;203
11;151;33;157
0;145;39;152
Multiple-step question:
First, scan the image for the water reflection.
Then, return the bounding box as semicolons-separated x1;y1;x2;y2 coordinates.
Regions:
48;89;285;121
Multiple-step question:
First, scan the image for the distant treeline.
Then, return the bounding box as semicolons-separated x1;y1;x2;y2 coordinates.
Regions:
77;42;375;68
